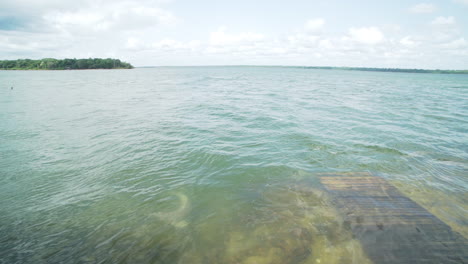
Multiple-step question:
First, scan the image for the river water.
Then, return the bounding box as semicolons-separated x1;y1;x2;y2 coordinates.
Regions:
0;67;467;263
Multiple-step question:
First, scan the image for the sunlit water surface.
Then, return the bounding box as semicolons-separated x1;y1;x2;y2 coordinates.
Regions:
0;67;467;263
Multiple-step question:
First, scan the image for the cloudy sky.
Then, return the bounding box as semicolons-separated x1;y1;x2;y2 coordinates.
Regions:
1;0;468;69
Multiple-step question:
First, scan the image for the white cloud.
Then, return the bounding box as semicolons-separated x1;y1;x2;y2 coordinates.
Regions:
318;39;334;49
209;27;264;46
126;37;143;50
431;16;456;25
43;3;177;33
153;39;201;51
453;0;468;5
409;3;437;13
429;16;460;43
400;36;419;47
0;30;72;58
441;38;467;49
125;37;200;52
1;0;177;33
304;18;325;33
44;11;108;31
287;34;320;48
348;27;384;45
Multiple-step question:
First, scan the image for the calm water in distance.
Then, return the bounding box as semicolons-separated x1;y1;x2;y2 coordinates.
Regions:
0;67;467;263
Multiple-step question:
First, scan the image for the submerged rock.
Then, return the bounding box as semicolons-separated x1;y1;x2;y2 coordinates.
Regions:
152;193;190;228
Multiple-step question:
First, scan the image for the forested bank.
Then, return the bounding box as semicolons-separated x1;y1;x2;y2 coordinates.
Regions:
300;66;468;74
0;58;133;70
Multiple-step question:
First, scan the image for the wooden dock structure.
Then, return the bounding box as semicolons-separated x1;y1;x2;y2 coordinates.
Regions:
318;172;468;264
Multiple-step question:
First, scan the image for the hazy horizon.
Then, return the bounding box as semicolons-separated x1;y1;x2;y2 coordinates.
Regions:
133;64;468;70
2;61;468;71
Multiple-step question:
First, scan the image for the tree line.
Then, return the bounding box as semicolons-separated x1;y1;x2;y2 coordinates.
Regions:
0;58;133;70
299;66;468;74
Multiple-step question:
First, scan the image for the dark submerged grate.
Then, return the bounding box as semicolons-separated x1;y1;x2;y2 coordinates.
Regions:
319;172;468;264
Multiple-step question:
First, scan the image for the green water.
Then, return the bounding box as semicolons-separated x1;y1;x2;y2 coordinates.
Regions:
0;67;467;263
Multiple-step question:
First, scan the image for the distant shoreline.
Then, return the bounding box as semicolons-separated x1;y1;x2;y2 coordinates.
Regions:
299;66;468;74
0;68;133;71
2;61;467;74
138;65;468;74
0;58;133;70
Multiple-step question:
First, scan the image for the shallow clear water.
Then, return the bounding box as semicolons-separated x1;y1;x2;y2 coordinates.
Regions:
0;67;467;263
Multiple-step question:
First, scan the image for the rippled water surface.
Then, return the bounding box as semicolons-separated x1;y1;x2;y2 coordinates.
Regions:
1;67;467;263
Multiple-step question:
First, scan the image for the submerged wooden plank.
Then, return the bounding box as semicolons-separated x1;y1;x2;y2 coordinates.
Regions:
318;172;468;264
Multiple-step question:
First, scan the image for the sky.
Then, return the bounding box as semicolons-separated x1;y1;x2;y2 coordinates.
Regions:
1;0;468;69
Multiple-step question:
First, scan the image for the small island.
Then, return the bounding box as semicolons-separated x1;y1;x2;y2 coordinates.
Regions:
0;58;133;70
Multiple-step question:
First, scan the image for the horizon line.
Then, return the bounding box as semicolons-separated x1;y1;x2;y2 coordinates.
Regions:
135;65;468;72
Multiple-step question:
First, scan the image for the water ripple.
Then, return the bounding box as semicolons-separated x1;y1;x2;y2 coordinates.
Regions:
0;67;467;263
